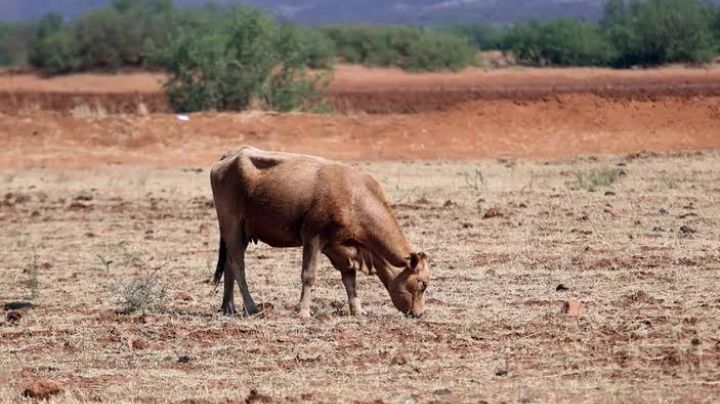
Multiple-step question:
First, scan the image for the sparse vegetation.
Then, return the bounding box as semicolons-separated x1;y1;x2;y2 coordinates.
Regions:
320;25;476;71
601;0;718;67
443;0;720;67
2;154;719;401
156;7;328;113
26;251;39;300
115;270;168;314
501;19;616;67
0;21;34;67
574;167;621;190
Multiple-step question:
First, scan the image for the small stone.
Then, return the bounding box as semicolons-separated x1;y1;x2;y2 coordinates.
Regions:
74;192;94;201
130;339;148;350
4;301;33;311
245;389;273;403
390;353;408;366
604;191;616;196
433;388;452;396
495;369;509;376
562;300;582;316
462;222;474;229
23;379;64;400
177;291;193;301
6;311;22;322
680;225;697;234
178;355;191;363
659;208;669;215
555;284;569;292
603;207;618;217
482;208;504;219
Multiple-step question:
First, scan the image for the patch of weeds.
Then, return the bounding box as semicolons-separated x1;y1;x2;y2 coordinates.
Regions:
574;168;621;191
659;175;677;190
114;269;169;315
115;241;143;268
26;252;40;300
96;254;113;272
463;168;488;194
15;238;28;249
463;168;489;213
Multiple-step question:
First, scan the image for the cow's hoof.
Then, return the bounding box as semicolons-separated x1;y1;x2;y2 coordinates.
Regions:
220;303;237;316
243;305;260;317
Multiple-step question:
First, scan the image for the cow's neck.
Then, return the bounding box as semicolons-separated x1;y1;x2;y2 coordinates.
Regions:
374;259;404;290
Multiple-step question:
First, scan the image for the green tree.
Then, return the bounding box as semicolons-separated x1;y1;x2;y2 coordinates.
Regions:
158;7;328;113
602;0;717;66
438;23;502;50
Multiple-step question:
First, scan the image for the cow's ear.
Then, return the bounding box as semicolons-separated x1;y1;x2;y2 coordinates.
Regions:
409;253;420;273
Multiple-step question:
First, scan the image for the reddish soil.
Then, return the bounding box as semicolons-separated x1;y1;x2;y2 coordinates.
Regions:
0;65;719;166
2;65;720;114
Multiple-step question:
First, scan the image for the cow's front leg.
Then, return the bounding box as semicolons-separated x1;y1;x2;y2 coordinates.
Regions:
299;237;321;319
341;270;366;316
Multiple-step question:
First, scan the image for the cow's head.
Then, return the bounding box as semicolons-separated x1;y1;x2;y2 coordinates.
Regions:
389;252;431;318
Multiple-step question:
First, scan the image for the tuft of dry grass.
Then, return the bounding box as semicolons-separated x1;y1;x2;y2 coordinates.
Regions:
0;152;719;402
574;167;621;191
114;271;169;315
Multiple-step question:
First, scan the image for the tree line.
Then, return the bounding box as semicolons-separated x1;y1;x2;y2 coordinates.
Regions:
0;0;719;112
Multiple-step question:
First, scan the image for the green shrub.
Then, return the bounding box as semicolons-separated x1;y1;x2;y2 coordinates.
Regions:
502;19;614;66
28;14;81;72
320;25;475;71
278;24;335;69
403;32;476;71
157;7;328;113
602;0;717;66
0;22;34;67
438;23;503;50
29;1;186;73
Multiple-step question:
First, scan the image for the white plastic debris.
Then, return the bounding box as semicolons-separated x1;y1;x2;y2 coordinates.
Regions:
176;114;190;121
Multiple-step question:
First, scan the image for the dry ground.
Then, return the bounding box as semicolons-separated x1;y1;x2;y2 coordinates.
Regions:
1;151;720;402
2;65;720;114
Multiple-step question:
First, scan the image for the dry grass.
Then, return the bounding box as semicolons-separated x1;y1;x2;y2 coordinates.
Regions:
1;152;719;402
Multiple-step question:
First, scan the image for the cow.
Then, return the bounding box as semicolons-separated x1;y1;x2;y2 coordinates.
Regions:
210;146;431;319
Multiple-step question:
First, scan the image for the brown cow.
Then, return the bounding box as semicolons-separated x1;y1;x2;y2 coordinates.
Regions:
210;146;431;318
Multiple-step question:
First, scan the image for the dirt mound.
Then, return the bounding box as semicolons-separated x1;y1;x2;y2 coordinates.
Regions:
2;65;720;114
1;93;718;167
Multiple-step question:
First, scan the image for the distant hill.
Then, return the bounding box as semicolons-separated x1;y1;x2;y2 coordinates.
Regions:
2;0;720;24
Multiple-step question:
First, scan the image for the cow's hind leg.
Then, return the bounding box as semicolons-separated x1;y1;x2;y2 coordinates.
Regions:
225;223;258;316
214;238;237;315
221;259;237;315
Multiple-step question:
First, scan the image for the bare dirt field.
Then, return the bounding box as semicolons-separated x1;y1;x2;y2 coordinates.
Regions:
2;64;720;114
1;152;720;402
1;66;720;402
0;65;719;167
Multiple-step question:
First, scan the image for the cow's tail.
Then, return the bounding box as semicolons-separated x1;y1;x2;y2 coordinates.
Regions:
213;237;228;287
